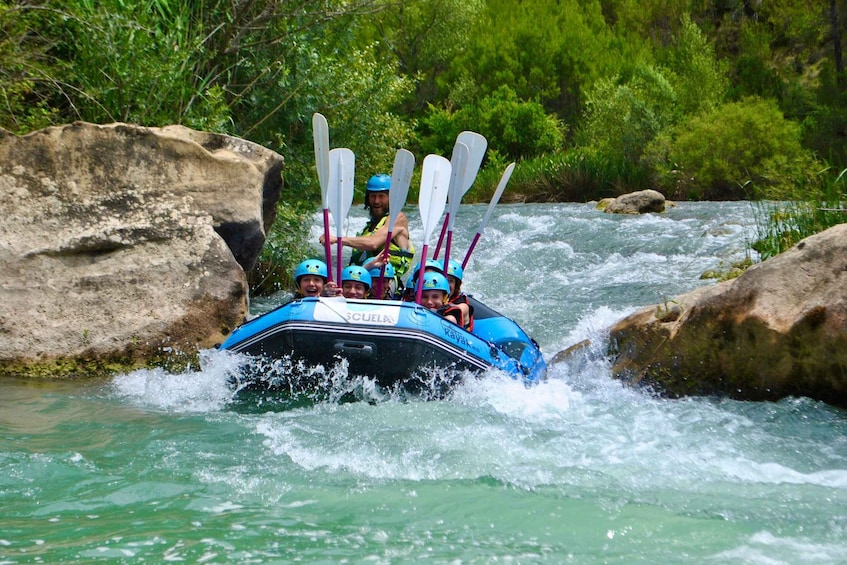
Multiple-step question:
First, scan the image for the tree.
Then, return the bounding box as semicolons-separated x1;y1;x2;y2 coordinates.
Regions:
360;0;483;113
579;64;677;163
449;0;621;129
419;85;563;160
659;13;727;117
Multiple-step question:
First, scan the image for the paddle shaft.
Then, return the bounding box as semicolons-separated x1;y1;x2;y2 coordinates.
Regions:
375;149;415;298
461;233;481;270
461;162;515;269
414;245;430;304
323;209;333;282
313;113;333;281
415;155;451;304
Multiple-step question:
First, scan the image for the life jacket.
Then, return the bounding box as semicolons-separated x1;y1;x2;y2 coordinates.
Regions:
437;303;467;328
448;293;474;332
349;215;415;279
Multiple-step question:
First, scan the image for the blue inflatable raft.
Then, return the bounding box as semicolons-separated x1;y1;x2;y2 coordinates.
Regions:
220;295;546;391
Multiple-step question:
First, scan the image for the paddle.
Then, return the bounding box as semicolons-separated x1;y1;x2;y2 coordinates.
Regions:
414;154;452;304
440;141;469;273
434;131;487;260
462;162;515;269
374;148;415;299
327;147;355;283
312;113;333;280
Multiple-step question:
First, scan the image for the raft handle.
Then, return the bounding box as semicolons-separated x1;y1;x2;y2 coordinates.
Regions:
333;340;375;358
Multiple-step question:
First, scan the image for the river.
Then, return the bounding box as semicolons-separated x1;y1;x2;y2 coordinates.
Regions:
2;202;846;563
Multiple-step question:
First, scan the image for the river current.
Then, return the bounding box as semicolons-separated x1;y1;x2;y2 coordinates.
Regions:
2;202;846;563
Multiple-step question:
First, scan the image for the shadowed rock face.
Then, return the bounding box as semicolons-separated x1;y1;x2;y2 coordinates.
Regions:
608;223;847;407
0;122;283;376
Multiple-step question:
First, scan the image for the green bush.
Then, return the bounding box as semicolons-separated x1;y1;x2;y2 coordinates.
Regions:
417;85;563;160
579;65;678;164
646;96;819;200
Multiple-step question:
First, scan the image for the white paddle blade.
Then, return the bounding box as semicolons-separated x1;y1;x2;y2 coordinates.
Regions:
480;162;516;229
418;154;452;242
456;131;487;194
312;113;330;207
446;141;469;230
387;148;415;232
328;148;355;236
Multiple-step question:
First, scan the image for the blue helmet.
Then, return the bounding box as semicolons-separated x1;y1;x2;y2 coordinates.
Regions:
442;259;464;281
409;259;443;283
365;174;391;211
294;259;328;283
341;265;372;289
366;174;391;192
421;272;450;294
368;262;395;280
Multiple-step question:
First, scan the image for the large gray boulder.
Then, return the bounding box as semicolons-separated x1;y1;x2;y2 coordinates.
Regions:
599;189;666;214
0;122;283;376
608;223;847;407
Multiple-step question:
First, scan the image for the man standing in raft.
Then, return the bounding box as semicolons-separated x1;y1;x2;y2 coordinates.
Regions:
321;173;415;280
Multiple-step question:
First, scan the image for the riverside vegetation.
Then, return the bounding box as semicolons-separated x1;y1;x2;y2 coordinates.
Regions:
2;0;845;292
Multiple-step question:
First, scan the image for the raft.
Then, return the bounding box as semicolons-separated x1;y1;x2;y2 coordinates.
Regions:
220;295;546;392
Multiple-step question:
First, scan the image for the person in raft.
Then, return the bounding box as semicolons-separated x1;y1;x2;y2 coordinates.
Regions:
418;272;467;327
367;262;399;300
340;265;372;299
401;259;443;302
320;174;415;285
293;259;340;298
441;259;474;331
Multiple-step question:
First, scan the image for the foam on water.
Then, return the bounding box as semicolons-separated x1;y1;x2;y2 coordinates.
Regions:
29;201;840;563
109;349;246;412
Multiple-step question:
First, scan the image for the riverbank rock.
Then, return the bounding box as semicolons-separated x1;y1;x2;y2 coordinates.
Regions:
599;189;666;214
0;122;283;376
608;223;847;407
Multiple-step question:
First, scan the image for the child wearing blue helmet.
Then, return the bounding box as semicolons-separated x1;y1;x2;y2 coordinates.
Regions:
293;259;340;298
419;272;466;327
340;265;372;299
366;261;400;300
400;259;442;302
442;259;474;331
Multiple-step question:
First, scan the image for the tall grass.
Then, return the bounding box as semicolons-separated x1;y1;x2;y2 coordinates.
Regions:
752;168;847;260
468;148;653;203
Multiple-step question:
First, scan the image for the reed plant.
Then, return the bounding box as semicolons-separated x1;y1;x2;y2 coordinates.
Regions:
752;168;847;260
469;148;653;203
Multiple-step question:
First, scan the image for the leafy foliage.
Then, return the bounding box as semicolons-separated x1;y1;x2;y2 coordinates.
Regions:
579;65;678;163
0;1;62;132
451;0;620;125
3;0;847;277
646;96;819;200
659;13;727;117
360;0;483;113
418;86;563;161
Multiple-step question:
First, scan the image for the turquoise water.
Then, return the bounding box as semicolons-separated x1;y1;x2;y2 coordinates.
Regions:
3;202;846;563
